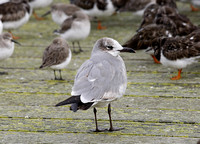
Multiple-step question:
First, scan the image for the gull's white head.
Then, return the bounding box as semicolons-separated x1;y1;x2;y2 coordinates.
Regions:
92;37;135;57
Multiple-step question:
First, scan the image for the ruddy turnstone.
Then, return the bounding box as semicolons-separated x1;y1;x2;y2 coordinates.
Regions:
150;36;200;80
55;37;135;132
156;0;177;8
70;0;127;29
28;0;53;20
0;0;31;39
42;3;81;25
123;24;173;63
54;11;91;53
39;37;71;80
119;0;156;15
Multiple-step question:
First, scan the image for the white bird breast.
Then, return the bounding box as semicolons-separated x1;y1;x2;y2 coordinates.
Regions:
61;20;91;41
3;12;30;30
0;42;15;61
160;52;200;69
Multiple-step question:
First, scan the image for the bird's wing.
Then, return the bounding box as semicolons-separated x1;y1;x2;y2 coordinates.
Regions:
0;1;28;22
73;0;95;10
58;17;74;33
72;59;115;103
40;45;69;68
162;38;200;60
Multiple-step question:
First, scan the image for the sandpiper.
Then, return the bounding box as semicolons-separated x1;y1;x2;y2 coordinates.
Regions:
42;3;81;25
39;37;71;80
54;11;91;53
0;0;31;39
56;37;135;132
0;32;21;74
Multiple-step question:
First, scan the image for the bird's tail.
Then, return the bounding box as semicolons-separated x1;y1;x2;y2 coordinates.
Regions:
55;96;94;112
55;96;81;107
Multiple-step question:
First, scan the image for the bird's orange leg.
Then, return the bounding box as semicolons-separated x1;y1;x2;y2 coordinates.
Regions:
171;69;182;80
33;10;45;20
8;31;20;40
190;4;200;12
97;20;106;30
151;55;161;64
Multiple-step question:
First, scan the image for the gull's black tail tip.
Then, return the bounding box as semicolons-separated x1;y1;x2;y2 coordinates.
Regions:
55;96;81;107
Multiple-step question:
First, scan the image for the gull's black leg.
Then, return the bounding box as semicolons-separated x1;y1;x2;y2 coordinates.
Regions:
108;103;124;131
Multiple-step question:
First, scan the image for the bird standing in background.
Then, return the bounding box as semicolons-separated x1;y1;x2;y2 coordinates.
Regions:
55;37;135;132
0;0;31;39
39;37;71;80
0;33;21;74
150;35;200;80
119;0;156;15
54;11;91;53
42;3;81;25
70;0;128;30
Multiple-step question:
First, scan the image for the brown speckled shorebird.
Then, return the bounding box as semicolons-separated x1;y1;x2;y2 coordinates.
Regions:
39;37;71;80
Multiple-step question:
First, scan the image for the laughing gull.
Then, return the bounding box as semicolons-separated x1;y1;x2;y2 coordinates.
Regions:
0;33;21;74
0;0;31;39
56;37;135;132
39;37;71;80
28;0;53;20
42;3;81;25
54;11;91;53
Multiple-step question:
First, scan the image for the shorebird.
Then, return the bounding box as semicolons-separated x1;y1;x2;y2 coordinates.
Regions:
0;32;21;74
54;11;91;53
42;3;81;25
28;0;53;20
70;0;128;30
149;33;200;80
123;24;173;64
39;37;71;80
55;37;135;132
119;0;156;15
0;0;31;39
156;0;177;8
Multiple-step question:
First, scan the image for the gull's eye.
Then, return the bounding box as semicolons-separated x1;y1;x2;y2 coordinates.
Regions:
106;45;113;50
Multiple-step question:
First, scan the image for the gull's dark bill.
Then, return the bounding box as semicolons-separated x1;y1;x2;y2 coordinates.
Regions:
119;47;135;53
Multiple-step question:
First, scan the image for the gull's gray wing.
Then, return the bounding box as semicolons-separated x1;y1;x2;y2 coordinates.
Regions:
71;59;116;103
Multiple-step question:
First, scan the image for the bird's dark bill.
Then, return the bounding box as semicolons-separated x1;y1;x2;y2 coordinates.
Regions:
119;47;135;53
11;39;21;45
